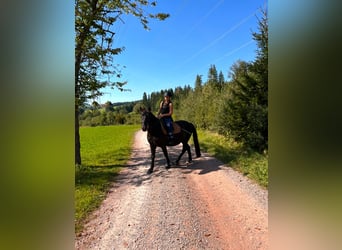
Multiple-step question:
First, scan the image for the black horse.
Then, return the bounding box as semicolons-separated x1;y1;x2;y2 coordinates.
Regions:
141;108;201;174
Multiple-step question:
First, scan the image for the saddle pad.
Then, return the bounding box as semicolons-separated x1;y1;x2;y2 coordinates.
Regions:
161;122;181;135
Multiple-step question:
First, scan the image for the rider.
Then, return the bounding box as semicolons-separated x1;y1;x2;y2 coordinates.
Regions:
158;91;174;142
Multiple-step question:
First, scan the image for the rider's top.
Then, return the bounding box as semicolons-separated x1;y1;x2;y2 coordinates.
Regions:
160;101;172;117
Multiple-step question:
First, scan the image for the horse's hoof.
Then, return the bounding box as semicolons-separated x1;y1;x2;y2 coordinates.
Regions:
166;165;171;169
147;169;153;174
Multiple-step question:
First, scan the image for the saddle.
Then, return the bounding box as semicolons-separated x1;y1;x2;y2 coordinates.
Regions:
160;121;181;135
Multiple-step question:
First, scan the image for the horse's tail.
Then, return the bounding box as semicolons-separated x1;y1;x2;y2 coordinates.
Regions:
191;123;201;157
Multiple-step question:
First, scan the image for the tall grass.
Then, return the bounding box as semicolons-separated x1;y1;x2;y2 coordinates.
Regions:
75;125;140;233
197;130;268;188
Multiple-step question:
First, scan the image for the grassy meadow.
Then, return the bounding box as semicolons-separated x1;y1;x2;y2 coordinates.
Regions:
75;125;140;233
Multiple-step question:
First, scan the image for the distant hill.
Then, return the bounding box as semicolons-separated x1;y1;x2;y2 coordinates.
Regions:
110;100;141;107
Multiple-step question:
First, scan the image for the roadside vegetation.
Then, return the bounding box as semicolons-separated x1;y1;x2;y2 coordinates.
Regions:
197;130;268;188
75;125;139;233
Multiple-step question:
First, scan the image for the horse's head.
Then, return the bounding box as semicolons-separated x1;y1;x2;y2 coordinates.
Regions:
140;107;152;132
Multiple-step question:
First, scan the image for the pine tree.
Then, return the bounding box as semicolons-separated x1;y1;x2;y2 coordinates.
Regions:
218;70;225;91
220;9;268;152
142;92;149;108
194;75;202;93
207;65;218;88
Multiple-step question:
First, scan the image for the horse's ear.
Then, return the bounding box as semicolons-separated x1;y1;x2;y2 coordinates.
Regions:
147;106;151;112
139;107;146;113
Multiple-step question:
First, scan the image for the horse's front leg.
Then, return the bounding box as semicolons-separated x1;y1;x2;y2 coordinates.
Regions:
147;144;156;174
161;146;171;169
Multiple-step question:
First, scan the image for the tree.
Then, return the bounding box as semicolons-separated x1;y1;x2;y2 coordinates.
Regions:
75;0;169;165
91;100;101;110
194;74;202;93
221;60;263;147
251;8;268;107
208;64;218;82
107;111;115;124
220;9;268;152
250;8;268;149
104;101;114;112
142;92;149;108
218;70;225;91
133;102;143;114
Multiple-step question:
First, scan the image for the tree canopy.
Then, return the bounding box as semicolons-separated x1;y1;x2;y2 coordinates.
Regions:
75;0;169;164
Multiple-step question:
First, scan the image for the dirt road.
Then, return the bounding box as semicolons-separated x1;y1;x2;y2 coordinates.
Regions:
75;130;268;249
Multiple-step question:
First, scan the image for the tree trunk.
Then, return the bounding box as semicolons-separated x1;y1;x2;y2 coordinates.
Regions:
75;38;82;165
75;103;81;165
75;14;88;166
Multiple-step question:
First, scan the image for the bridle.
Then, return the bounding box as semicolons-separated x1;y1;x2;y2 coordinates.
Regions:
141;111;150;132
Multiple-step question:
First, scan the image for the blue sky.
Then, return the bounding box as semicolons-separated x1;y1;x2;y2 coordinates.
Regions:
98;0;267;103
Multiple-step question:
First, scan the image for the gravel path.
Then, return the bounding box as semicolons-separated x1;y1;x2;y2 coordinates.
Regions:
75;130;268;249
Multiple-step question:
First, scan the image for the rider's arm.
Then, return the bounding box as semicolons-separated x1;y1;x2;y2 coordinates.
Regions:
168;102;173;116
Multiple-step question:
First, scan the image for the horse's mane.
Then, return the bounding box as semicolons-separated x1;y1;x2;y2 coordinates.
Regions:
146;111;164;136
148;111;157;119
146;111;158;123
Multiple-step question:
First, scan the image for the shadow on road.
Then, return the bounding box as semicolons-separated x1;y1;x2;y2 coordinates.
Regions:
112;147;178;187
117;144;227;188
179;156;225;175
164;144;227;175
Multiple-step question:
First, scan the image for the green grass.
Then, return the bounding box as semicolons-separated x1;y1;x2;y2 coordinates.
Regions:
197;130;268;188
75;125;140;233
